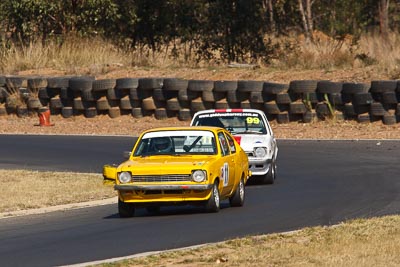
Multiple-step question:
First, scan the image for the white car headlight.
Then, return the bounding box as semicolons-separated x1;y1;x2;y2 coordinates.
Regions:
118;171;132;183
192;170;206;182
254;147;267;158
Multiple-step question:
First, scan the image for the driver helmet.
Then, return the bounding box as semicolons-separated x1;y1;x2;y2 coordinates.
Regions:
153;137;172;152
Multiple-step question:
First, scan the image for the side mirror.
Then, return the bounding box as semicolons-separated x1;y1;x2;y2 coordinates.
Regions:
123;151;131;159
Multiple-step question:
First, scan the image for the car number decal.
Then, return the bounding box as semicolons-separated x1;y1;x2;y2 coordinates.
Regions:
246;117;260;124
221;162;229;187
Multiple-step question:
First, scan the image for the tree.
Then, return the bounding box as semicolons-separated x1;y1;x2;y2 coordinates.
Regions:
378;0;390;38
298;0;314;41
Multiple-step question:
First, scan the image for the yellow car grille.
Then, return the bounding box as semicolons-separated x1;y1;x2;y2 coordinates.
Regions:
131;174;191;182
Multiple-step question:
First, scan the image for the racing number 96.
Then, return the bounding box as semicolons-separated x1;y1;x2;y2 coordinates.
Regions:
246;117;260;124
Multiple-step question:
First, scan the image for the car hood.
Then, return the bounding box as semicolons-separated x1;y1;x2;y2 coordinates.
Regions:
118;155;215;174
233;134;272;152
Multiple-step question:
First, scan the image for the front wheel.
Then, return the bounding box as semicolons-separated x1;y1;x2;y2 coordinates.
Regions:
229;178;245;207
205;182;220;212
260;160;276;184
118;198;135;218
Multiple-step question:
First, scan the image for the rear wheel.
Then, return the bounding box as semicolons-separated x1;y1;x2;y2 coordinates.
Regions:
118;198;135;218
205;182;220;212
229;178;245;207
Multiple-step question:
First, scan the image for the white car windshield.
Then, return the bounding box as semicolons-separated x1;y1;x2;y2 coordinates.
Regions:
134;130;217;156
193;112;267;134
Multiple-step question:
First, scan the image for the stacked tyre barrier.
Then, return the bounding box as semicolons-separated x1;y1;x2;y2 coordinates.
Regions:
1;75;400;125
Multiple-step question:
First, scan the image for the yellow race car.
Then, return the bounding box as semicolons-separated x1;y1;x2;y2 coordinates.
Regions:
103;126;251;217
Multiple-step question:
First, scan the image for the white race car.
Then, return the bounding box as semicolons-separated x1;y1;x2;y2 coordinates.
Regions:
191;109;278;184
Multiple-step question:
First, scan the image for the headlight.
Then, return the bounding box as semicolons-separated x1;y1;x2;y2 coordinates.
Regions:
118;172;132;183
192;170;206;182
254;147;267;158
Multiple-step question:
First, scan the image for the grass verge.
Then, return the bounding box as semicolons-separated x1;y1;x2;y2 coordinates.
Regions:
95;215;400;267
0;169;115;213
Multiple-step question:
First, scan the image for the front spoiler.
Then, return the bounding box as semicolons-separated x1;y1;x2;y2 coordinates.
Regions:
115;184;213;191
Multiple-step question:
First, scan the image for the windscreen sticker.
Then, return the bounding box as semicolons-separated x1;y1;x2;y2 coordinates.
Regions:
199;112;258;118
246;117;260;124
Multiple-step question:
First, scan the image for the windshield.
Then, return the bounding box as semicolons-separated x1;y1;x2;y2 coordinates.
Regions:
193;112;267;134
134;130;217;156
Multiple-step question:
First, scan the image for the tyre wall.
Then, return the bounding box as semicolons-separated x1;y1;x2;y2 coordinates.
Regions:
0;76;399;125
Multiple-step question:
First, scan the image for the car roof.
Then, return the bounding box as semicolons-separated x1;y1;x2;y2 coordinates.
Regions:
142;126;226;134
193;108;265;115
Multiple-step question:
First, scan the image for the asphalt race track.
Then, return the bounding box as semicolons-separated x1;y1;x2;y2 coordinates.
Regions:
0;135;399;267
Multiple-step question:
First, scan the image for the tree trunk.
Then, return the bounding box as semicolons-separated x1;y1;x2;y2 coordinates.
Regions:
263;0;276;33
378;0;390;39
298;0;314;42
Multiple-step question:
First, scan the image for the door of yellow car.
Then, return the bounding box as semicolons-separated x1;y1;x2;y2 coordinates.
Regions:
217;131;236;196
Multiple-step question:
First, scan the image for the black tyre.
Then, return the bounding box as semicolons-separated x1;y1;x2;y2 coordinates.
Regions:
132;107;143;118
237;80;263;93
277;112;289;124
61;107;73;118
352;93;373;106
289;101;307;114
317;81;343;94
263;82;289;95
190;98;206;111
28;77;48;90
214;81;237;92
370;102;386;116
215;99;229;109
229;178;245;207
118;199;135;218
250;91;264;103
383;113;396;125
116;78;139;90
50;97;63;109
357;113;370;123
276;93;292;104
264;101;280;115
188;80;214;92
205;182;220;212
382;92;398;105
60;87;74;100
154;108;168;120
163;78;188;91
260;160;276;184
92;79;116;92
178;108;192;121
178;89;199;101
302;111;315;123
370;80;397;93
0;76;6;87
138;78;163;91
289;80;318;94
69;77;93;92
342;82;370;94
84;107;97;118
166;98;180;111
47;77;70;89
27;98;42;110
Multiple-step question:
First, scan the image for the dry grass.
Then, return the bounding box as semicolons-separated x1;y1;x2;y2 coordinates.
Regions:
0;36;132;75
1;32;400;77
99;215;400;267
0;169;115;213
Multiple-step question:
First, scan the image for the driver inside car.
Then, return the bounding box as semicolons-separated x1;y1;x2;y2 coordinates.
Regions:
151;137;173;153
